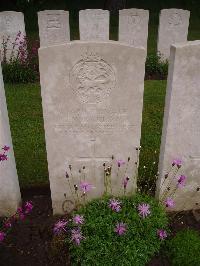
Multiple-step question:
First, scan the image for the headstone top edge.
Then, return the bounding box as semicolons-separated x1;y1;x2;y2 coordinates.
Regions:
119;8;149;14
79;9;109;13
160;8;190;14
0;11;24;15
38;40;146;52
171;40;200;49
38;10;69;14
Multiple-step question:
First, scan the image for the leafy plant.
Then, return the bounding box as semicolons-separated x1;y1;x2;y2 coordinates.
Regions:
166;229;200;266
67;194;168;266
145;53;168;80
1;32;39;83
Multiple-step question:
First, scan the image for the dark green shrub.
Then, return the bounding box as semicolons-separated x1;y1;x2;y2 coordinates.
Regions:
2;61;37;83
1;32;39;83
145;53;168;80
69;194;168;266
167;229;200;266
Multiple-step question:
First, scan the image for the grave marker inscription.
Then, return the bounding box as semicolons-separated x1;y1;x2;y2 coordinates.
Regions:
79;10;109;41
157;9;190;58
38;10;70;47
119;9;149;49
39;41;145;214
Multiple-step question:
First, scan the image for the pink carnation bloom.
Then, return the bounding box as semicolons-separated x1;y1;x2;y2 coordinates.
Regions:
138;203;151;218
117;159;126;167
17;207;25;220
157;229;167;240
0;153;8;161
24;201;33;214
164;197;175;208
0;231;6;242
172;159;182;168
71;228;84;245
80;181;94;193
53;220;68;235
177;175;187;188
109;199;121;212
114;222;127;236
73;215;84;225
4;220;12;228
2;145;10;152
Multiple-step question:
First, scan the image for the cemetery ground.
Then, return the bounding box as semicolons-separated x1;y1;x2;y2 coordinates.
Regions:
2;80;200;265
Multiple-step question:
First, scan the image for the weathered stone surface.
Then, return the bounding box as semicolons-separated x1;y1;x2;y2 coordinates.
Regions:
157;41;200;211
38;10;70;47
79;9;109;41
0;63;21;216
0;11;26;62
39;41;145;214
157;9;190;59
119;9;149;49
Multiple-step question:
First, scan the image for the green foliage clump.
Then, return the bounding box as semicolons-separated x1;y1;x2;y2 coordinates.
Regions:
145;53;168;80
167;229;200;266
69;194;168;266
2;61;37;83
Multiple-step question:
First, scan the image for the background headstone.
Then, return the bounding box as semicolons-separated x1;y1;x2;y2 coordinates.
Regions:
119;9;149;50
157;41;200;211
38;10;70;47
157;9;190;59
39;41;145;214
0;62;21;216
79;9;109;41
0;11;26;62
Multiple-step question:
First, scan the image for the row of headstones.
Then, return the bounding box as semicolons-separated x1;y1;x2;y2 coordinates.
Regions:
1;39;199;216
0;8;190;59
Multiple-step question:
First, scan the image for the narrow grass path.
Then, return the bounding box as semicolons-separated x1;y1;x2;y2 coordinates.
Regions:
5;80;167;188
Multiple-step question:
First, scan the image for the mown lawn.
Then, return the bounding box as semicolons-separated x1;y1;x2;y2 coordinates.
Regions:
4;80;167;188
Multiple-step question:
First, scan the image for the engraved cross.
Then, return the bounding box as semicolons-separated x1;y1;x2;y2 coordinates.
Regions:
77;130;111;177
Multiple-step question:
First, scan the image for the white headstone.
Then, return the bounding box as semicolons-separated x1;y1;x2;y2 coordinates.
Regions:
119;9;149;50
0;63;21;216
39;41;145;214
157;41;200;211
157;9;190;59
79;9;109;41
38;10;70;47
0;11;26;62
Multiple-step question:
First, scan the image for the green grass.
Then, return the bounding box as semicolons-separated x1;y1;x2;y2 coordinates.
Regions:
5;83;48;188
4;81;166;188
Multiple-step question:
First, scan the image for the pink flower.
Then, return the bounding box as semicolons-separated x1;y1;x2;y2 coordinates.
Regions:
80;181;94;193
2;145;10;152
164;197;175;208
109;199;121;212
0;231;6;242
53;220;68;235
0;153;8;161
4;220;12;228
172;159;182;168
17;207;25;220
177;175;187;188
71;228;84;245
73;215;84;225
24;201;33;214
138;203;151;218
123;176;130;189
114;222;127;236
157;229;167;240
117;159;126;167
